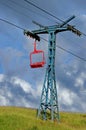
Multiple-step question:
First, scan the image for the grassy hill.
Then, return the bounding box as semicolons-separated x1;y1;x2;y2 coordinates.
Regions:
0;106;86;130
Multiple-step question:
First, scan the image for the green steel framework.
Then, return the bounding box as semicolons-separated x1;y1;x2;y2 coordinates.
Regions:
38;31;59;120
24;15;82;121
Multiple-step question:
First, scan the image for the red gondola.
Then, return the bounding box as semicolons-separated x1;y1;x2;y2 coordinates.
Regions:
30;41;45;68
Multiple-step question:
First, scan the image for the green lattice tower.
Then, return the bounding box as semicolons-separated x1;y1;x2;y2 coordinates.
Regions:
38;31;59;120
24;15;82;121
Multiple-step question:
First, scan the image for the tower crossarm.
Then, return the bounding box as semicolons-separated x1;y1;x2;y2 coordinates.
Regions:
32;24;82;37
24;15;82;42
32;15;76;34
32;27;69;34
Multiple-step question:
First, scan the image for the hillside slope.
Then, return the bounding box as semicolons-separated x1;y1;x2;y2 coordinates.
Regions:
0;106;86;130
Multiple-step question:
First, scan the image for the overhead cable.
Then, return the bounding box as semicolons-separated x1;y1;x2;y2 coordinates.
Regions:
24;0;86;37
40;37;86;62
56;45;86;62
7;0;55;23
24;0;62;23
2;0;86;37
0;18;86;62
0;18;25;30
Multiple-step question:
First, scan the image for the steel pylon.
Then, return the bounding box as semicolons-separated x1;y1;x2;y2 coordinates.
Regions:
24;15;82;121
38;31;59;120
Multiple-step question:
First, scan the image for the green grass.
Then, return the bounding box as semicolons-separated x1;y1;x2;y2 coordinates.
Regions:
0;106;86;130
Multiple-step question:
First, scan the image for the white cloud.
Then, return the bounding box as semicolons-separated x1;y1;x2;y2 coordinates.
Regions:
75;78;84;87
11;76;42;99
0;74;86;112
0;95;9;106
79;14;86;27
57;80;86;112
0;74;5;82
0;74;41;108
11;77;33;93
58;85;77;106
66;71;71;76
81;14;86;20
81;102;86;112
75;72;86;89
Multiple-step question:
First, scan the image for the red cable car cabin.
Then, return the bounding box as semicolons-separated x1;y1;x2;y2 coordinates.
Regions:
30;41;45;68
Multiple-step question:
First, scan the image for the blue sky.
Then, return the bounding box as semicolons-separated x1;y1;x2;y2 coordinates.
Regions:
0;0;86;112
